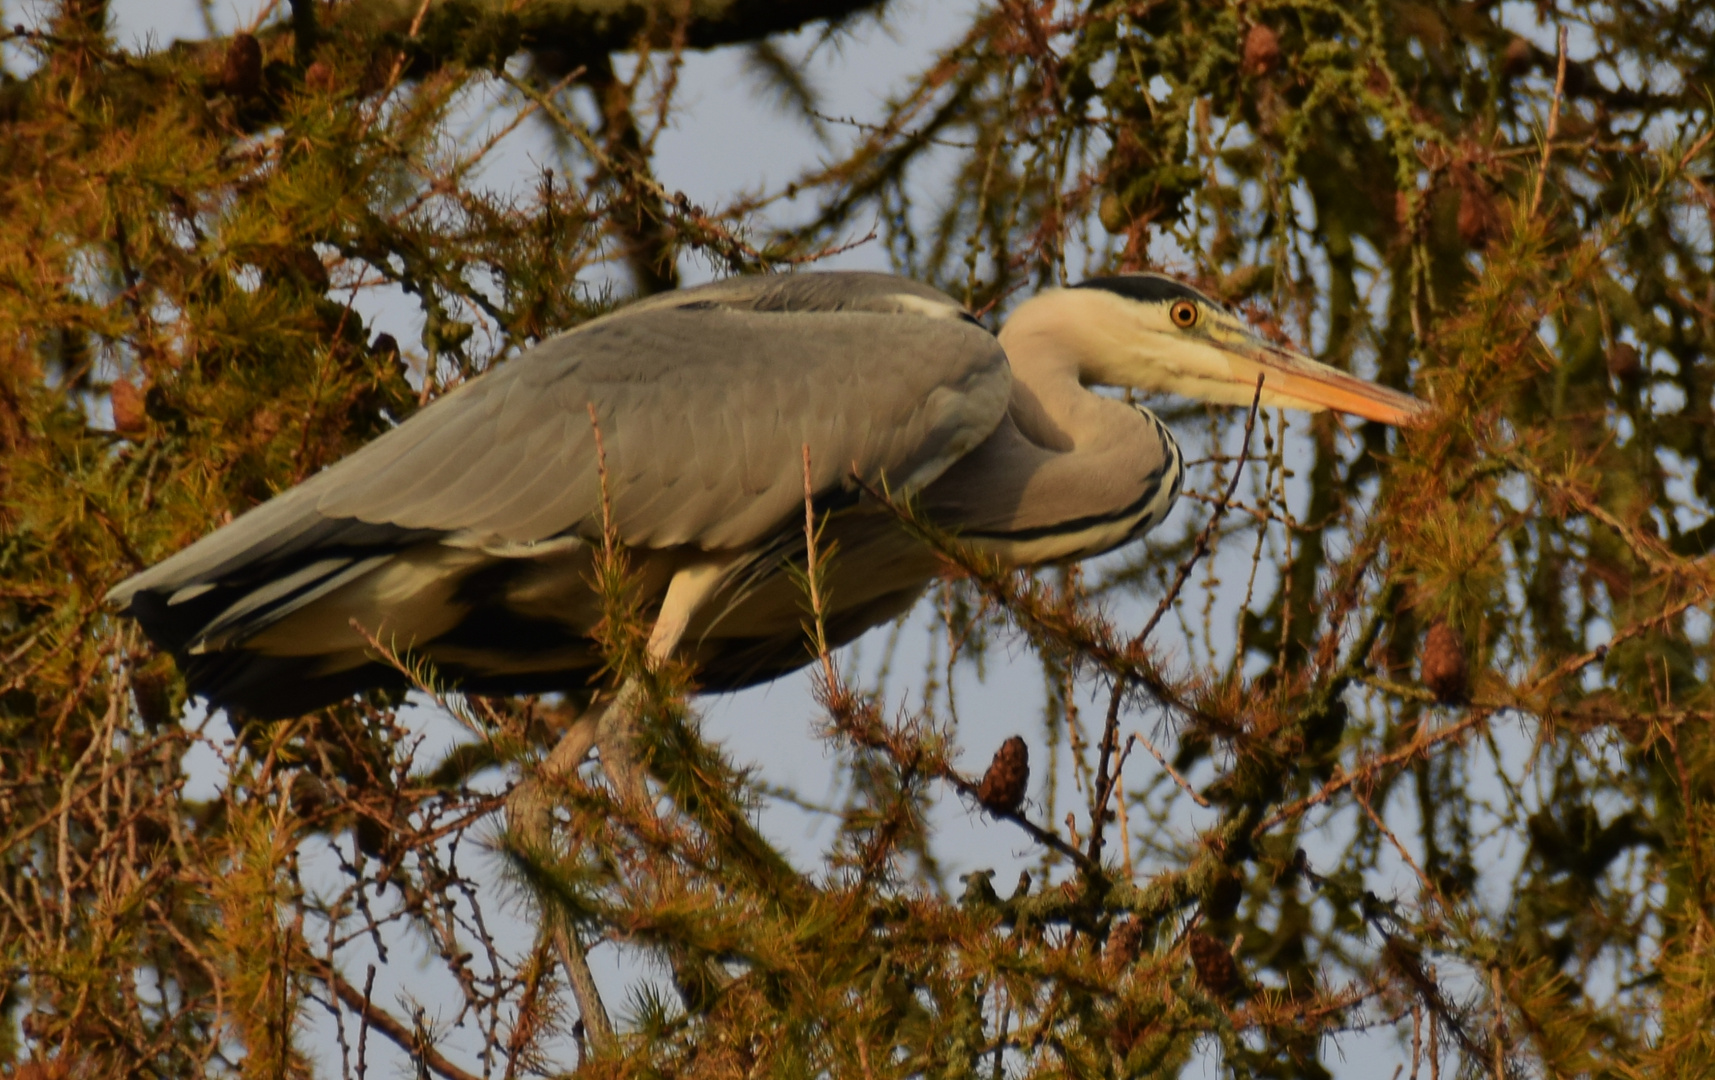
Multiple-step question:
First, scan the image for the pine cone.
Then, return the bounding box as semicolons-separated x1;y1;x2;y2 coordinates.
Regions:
110;376;147;436
976;736;1029;814
130;661;175;730
1189;931;1241;998
1243;24;1280;77
305;60;336;94
1204;870;1244;922
1455;169;1501;250
1605;342;1642;380
1501;36;1534;77
1107;917;1145;968
221;33;263;100
289;771;331;819
1420;621;1470;705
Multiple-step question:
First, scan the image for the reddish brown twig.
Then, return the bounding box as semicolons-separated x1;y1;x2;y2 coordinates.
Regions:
1089;378;1263;860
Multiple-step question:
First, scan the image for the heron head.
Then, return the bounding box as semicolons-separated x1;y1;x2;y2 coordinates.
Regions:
1002;273;1427;426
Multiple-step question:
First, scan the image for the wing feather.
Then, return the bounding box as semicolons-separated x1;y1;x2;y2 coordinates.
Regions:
315;302;1007;550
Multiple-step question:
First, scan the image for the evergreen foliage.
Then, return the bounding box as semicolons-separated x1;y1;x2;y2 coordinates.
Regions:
1;0;1712;1076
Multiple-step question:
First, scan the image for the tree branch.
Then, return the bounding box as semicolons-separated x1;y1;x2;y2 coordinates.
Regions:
312;961;484;1080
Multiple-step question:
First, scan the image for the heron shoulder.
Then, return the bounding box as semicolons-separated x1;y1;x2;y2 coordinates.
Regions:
610;271;988;330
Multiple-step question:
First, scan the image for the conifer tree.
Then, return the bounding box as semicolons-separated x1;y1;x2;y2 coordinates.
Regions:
1;1;1712;1076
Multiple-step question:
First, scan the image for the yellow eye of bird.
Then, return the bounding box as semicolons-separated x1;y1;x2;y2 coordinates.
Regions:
1170;300;1198;328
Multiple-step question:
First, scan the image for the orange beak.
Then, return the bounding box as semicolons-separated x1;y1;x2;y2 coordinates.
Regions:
1248;344;1427;426
1220;333;1429;427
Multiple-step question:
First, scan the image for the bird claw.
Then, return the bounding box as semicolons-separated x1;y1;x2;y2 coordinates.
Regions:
593;680;652;808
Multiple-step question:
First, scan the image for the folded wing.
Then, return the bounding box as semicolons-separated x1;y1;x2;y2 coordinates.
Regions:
109;272;1010;715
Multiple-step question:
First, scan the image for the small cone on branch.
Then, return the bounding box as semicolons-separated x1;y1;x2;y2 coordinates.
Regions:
1455;172;1502;250
976;736;1029;814
1420;621;1469;705
1204;870;1244;922
1189;931;1242;998
305;60;336;94
1107;916;1145;969
289;771;331;819
1606;342;1642;380
1242;23;1280;77
1501;36;1534;76
110;376;147;435
221;33;263;100
130;661;175;730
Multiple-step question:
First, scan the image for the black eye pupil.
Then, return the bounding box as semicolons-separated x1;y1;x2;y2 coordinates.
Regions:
1173;302;1196;326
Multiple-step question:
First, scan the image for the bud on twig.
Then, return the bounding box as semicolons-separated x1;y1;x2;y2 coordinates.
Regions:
977;736;1029;814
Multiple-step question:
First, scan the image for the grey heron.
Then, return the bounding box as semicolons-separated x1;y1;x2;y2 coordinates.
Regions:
109;271;1424;734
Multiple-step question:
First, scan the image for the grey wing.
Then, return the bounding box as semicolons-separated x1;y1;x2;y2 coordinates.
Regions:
109;272;1010;655
316;287;1008;548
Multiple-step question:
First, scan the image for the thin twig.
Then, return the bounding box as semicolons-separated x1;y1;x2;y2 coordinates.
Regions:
1254;712;1490;835
357;965;374;1079
1133;730;1210;808
1137;377;1265;645
1353;787;1443;908
358;0;435;139
587;402;618;558
1528;27;1569;218
1489;967;1508;1080
1087;379;1262;858
314;962;482;1080
802;444;837;686
1676;126;1715;172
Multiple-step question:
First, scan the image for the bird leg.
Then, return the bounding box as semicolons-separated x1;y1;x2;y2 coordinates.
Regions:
588;557;735;804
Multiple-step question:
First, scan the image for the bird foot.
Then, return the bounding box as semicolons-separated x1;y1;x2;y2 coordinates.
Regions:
593;679;652;808
516;682;652;815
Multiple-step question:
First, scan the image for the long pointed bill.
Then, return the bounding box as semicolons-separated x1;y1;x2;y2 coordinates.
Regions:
1221;333;1429;427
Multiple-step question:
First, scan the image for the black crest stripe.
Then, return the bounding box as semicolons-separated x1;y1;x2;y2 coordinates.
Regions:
1074;274;1235;314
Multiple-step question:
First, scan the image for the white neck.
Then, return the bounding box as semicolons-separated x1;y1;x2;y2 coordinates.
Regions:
999;288;1153;390
995;288;1154;453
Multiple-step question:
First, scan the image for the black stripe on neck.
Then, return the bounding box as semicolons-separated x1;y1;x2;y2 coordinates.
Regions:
961;467;1168;543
